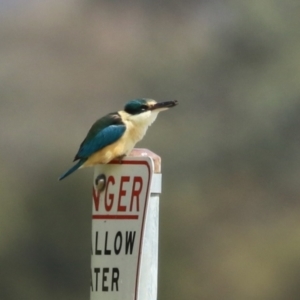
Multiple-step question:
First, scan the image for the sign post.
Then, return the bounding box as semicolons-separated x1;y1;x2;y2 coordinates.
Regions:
90;149;162;300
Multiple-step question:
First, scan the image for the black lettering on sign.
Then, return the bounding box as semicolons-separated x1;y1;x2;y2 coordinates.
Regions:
114;231;122;255
102;268;109;292
95;231;102;255
94;268;100;292
91;267;120;292
111;268;119;291
104;231;111;255
125;231;136;254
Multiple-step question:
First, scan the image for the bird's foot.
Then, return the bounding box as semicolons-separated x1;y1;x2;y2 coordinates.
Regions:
117;154;126;163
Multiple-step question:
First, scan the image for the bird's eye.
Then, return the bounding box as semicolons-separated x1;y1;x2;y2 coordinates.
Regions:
141;105;148;111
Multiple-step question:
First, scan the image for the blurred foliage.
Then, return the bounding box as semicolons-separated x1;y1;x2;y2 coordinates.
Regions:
1;0;300;299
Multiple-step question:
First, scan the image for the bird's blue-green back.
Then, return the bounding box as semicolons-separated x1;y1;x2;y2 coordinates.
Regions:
73;112;126;161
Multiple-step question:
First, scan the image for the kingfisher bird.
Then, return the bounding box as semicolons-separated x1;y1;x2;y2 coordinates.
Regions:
58;98;178;180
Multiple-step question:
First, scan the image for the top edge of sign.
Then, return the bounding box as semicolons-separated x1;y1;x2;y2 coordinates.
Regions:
112;148;161;173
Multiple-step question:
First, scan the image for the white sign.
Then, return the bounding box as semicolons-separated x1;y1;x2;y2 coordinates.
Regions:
90;157;153;300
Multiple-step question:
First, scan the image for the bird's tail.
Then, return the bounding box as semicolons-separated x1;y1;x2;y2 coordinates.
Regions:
58;159;87;181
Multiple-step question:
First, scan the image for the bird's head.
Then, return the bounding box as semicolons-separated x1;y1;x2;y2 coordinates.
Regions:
122;98;178;127
124;98;178;115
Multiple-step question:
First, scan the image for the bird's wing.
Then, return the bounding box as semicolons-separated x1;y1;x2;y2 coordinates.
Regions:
74;113;126;160
75;124;126;159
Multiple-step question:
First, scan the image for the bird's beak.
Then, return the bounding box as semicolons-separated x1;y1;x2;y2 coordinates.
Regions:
150;100;178;111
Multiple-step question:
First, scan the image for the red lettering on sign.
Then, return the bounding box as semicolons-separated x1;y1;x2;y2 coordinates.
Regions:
93;173;146;217
93;187;101;211
130;176;142;212
105;176;115;211
118;176;130;212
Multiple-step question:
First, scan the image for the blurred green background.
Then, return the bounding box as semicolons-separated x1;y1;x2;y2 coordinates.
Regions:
1;1;300;299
